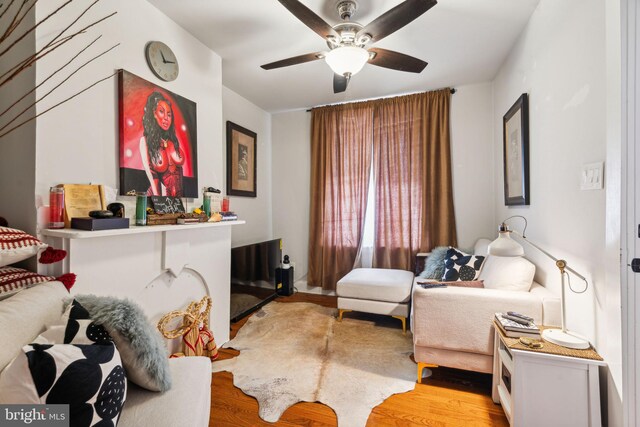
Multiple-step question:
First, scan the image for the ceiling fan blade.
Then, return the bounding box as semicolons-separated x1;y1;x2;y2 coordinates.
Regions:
358;0;437;44
277;0;339;40
261;52;325;70
368;48;427;73
333;73;349;93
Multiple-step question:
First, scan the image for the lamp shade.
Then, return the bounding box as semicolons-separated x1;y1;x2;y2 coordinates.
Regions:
488;231;525;257
325;46;369;76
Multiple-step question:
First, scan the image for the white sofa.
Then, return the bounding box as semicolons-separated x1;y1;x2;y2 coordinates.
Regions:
0;282;212;427
411;239;561;377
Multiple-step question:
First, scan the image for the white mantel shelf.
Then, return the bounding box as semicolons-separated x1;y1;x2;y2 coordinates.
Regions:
40;219;244;346
40;220;245;239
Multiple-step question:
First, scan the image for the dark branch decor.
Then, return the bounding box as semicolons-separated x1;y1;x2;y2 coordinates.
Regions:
502;93;530;206
0;0;118;140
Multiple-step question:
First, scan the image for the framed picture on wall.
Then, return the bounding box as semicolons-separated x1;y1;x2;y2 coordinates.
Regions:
118;69;198;197
502;93;530;206
226;121;257;197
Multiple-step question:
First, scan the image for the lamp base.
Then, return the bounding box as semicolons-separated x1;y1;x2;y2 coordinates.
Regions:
541;328;590;350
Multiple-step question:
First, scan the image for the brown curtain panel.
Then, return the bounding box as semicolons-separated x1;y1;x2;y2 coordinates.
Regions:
372;89;457;271
308;103;374;290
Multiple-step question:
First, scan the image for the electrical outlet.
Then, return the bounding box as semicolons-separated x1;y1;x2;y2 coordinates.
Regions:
580;162;604;190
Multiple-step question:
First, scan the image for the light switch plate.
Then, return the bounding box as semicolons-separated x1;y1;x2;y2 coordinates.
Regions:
581;162;604;190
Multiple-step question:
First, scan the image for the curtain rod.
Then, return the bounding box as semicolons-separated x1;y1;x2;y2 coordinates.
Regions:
305;88;456;112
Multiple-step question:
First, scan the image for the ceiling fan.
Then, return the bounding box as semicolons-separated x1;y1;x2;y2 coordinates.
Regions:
261;0;437;93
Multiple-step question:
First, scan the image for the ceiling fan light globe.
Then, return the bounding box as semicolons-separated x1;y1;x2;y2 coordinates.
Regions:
325;46;369;77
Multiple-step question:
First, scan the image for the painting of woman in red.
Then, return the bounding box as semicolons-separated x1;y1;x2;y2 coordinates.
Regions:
119;70;198;197
140;92;185;197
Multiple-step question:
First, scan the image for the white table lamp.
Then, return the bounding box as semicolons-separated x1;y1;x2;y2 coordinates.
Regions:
488;216;590;350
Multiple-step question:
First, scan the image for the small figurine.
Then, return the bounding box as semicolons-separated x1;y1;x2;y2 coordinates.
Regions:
208;212;222;222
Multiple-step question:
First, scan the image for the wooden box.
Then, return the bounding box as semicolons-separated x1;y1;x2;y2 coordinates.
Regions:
146;213;208;226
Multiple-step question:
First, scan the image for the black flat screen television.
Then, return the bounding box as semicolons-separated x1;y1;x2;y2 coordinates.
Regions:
230;238;282;322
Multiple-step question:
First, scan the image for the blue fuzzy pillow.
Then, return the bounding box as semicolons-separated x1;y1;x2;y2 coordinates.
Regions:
419;246;450;280
73;295;171;392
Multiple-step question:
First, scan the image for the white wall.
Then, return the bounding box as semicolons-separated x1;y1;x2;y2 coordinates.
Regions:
222;86;273;247
450;83;496;249
0;7;37;237
491;0;622;423
33;0;223;214
271;84;496;280
604;0;622;424
272;110;311;281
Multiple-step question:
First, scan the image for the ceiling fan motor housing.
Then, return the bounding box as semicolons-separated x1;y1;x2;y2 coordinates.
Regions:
330;23;362;47
337;1;357;20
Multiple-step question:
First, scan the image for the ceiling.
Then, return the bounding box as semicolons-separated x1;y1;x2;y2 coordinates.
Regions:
148;0;539;113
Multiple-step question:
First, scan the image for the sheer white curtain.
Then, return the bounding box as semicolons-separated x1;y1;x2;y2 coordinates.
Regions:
355;166;376;268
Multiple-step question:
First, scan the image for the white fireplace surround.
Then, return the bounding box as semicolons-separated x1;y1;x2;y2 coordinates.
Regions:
40;221;245;351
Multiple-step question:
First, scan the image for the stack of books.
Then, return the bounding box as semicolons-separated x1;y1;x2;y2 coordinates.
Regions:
177;217;201;225
494;312;540;338
220;211;238;221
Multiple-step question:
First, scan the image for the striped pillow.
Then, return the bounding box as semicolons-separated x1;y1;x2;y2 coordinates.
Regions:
0;266;55;300
0;227;47;267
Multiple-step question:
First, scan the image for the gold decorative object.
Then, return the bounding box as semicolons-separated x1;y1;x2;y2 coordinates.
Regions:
519;337;544;349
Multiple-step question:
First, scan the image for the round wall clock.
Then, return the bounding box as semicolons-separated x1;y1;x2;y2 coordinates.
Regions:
145;41;179;82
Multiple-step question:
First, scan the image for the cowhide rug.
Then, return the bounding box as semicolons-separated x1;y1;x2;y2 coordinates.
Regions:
212;302;416;427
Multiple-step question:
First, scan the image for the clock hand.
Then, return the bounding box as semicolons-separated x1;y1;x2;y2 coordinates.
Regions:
160;50;167;63
164;59;176;64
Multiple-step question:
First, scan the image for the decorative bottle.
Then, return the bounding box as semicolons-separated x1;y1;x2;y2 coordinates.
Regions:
49;187;65;229
135;193;147;226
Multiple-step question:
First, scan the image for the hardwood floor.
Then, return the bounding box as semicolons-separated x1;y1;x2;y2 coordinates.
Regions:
210;292;508;427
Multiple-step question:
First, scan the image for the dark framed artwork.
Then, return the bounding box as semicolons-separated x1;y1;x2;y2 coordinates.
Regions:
118;69;198;198
502;93;530;206
226;121;257;197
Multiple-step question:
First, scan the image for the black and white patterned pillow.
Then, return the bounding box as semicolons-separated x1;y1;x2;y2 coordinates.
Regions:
0;343;126;427
64;300;113;345
442;248;485;281
40;300;113;345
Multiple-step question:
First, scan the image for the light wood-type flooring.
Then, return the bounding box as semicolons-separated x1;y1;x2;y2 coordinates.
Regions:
210;292;508;426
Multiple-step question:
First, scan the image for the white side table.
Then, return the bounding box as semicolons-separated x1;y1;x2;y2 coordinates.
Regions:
492;323;606;426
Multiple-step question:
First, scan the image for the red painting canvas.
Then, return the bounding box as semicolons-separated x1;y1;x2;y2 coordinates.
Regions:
118;70;198;197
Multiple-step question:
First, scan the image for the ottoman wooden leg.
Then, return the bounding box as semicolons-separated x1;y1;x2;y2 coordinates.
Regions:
337;309;352;322
392;315;407;334
417;362;438;384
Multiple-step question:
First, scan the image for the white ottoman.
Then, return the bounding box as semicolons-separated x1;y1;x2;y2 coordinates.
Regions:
336;268;415;333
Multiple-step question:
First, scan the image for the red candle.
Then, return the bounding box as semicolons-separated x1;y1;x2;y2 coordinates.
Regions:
49;187;65;229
